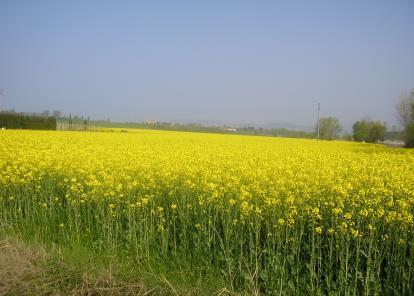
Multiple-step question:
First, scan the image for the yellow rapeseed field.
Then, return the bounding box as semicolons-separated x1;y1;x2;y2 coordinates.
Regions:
1;129;413;294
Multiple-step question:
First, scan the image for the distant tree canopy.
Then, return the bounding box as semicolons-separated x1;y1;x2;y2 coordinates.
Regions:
0;112;56;130
352;119;386;143
396;89;414;148
317;117;342;140
52;110;62;118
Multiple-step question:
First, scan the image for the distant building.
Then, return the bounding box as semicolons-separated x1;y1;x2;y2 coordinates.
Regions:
226;128;237;133
144;119;159;125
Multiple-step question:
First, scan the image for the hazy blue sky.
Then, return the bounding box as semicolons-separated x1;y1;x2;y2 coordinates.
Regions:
1;1;413;129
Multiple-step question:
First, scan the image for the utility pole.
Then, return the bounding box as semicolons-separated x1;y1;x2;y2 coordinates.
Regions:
317;102;320;140
0;89;4;112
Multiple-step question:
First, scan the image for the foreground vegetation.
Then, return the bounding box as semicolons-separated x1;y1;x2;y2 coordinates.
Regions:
0;236;227;295
1;129;413;294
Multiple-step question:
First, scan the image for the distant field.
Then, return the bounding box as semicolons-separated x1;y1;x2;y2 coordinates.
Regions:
1;129;413;294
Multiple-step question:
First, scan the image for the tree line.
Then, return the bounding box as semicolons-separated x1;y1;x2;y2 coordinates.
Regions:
0;112;56;130
314;116;388;143
316;88;414;148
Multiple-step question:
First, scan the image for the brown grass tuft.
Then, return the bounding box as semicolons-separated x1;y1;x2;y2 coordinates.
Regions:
0;238;46;295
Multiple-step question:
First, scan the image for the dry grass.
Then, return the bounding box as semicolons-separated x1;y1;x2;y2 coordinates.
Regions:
0;238;239;296
0;238;45;295
0;238;152;296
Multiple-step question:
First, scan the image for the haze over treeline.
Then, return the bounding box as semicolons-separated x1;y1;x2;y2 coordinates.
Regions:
1;1;413;129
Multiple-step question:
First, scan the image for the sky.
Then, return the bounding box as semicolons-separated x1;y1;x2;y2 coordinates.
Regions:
1;1;413;129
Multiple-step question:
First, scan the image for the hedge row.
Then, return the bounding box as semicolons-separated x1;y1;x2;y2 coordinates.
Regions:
0;112;56;130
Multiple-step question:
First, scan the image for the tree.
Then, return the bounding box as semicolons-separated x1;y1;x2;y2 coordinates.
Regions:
41;110;50;117
396;89;414;148
368;121;386;143
352;119;386;143
317;117;342;140
405;124;414;148
52;110;62;118
352;120;370;142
